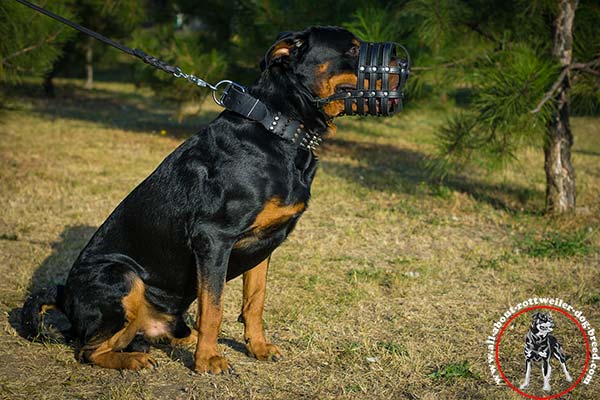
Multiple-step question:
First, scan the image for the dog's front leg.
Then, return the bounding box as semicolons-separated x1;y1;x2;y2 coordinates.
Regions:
240;257;283;361
542;360;552;391
192;237;232;374
520;360;531;389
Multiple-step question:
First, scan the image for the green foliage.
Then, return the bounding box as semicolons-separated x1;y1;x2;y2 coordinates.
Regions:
571;74;600;116
343;5;401;42
58;0;145;77
406;0;472;52
573;1;600;61
0;1;75;84
130;25;227;119
521;229;594;259
430;44;558;176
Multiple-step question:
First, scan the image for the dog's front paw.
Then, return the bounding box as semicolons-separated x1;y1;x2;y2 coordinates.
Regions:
246;341;283;362
195;355;232;374
519;382;529;390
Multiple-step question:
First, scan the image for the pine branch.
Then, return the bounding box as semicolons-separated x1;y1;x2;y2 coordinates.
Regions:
412;57;472;71
464;22;497;44
1;29;63;65
571;57;600;76
530;56;600;114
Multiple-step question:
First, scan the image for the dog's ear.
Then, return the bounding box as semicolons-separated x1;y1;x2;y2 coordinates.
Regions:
262;31;307;70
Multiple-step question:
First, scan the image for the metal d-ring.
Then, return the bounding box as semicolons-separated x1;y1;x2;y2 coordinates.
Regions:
212;80;246;106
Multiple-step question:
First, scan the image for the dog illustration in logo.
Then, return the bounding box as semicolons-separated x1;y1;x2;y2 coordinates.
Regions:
519;312;572;391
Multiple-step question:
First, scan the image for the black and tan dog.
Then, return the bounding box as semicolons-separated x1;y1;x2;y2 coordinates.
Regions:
21;26;404;374
520;312;572;391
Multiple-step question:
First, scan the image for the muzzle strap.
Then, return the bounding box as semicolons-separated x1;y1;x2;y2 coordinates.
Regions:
318;41;411;117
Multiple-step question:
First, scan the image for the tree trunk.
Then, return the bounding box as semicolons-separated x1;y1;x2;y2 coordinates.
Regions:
544;0;578;213
84;38;93;90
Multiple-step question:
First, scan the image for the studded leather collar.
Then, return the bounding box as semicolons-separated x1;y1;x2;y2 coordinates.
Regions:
220;84;323;151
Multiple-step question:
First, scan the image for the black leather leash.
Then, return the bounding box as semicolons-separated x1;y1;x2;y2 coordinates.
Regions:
14;0;320;151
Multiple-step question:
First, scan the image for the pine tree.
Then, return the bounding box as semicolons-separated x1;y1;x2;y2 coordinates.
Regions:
407;0;600;213
66;0;144;89
0;1;75;101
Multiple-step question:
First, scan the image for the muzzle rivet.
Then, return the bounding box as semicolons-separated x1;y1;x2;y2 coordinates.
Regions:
346;92;352;97
272;121;277;126
370;91;376;97
269;126;274;130
385;67;390;72
274;116;280;121
359;66;365;71
371;66;377;71
383;92;388;96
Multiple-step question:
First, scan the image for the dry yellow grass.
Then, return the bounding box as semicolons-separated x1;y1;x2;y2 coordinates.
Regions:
0;79;598;399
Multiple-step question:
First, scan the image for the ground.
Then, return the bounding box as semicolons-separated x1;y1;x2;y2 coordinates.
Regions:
0;80;598;399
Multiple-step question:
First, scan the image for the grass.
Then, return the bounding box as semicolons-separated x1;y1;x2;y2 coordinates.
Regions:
520;228;595;258
428;361;478;380
0;78;599;399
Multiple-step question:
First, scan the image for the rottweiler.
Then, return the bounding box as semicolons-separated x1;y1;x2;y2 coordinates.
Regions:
21;26;404;374
520;312;572;391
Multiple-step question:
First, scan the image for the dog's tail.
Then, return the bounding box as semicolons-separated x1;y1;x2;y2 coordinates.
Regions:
21;285;68;340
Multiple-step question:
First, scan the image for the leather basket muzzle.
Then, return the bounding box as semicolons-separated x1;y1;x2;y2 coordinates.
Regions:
316;42;411;117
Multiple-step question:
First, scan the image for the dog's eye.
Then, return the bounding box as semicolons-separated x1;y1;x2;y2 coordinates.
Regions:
346;45;359;57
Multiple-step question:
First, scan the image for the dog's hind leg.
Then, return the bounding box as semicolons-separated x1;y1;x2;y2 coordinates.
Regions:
553;342;572;382
520;360;532;389
542;360;552;391
82;324;155;370
65;259;169;370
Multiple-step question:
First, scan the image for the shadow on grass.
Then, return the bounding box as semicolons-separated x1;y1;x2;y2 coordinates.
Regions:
9;225;96;339
155;338;247;370
321;137;543;213
5;81;219;138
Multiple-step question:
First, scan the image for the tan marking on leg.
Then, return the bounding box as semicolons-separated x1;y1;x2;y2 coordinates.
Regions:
194;284;229;374
122;277;173;340
40;304;57;314
85;324;153;370
241;257;282;361
83;277;171;370
171;328;198;346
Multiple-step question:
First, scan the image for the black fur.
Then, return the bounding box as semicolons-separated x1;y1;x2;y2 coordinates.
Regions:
520;312;572;391
20;26;373;368
21;285;65;339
